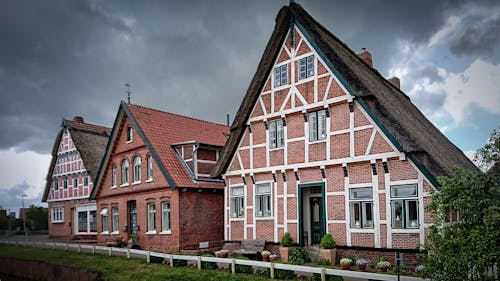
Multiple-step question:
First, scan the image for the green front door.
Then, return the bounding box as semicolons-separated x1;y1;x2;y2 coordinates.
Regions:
310;197;325;245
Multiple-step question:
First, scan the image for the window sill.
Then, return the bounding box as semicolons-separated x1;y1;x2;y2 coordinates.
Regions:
110;231;119;235
145;231;157;235
52;221;64;224
101;231;109;235
120;183;130;187
132;181;141;185
159;231;172;235
391;228;420;233
273;84;290;91
146;179;153;183
309;139;327;145
255;216;274;220
268;147;284;151
111;185;117;189
126;140;132;144
350;228;375;233
229;218;245;221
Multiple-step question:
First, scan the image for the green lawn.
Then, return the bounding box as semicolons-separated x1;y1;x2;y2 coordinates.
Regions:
0;244;273;281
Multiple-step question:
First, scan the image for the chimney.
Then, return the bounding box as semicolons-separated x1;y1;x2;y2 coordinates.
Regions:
357;48;373;67
73;116;84;123
388;77;400;89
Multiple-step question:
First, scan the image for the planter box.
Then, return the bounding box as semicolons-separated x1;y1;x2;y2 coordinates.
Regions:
279;246;293;262
320;248;336;265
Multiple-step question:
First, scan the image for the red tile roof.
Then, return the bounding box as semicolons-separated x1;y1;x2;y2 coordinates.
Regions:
126;103;228;188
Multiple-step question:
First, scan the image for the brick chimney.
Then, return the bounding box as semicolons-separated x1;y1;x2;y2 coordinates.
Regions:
388;77;400;89
73;116;84;123
357;48;373;67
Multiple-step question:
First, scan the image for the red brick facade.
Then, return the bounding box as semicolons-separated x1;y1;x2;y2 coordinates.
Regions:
222;27;434;252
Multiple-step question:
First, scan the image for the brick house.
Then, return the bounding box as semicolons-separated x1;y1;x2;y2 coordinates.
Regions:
90;102;228;252
42;116;110;239
211;3;476;261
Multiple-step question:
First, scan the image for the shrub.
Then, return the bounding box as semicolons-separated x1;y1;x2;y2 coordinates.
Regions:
316;259;332;267
272;262;295;279
288;247;309;265
280;232;294;247
172;253;188;267
201;253;217;270
114;237;127;248
149;255;164;263
312;273;344;281
233;256;252;273
320;233;336;249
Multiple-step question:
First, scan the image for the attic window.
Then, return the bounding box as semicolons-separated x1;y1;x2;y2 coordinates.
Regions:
127;127;133;143
274;64;288;87
299;55;314;80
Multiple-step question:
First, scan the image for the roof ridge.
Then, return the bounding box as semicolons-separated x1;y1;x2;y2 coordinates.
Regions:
126;103;229;128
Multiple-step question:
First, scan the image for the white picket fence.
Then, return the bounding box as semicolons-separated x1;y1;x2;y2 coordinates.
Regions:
1;240;426;281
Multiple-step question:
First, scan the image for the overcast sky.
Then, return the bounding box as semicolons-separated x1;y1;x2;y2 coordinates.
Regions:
1;0;499;213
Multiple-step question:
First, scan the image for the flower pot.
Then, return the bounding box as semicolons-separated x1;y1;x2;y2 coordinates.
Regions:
379;267;388;272
221;252;228;258
320;248;336;265
340;264;350;270
279;246;293;262
357;264;366;271
130;244;139;249
262;255;270;262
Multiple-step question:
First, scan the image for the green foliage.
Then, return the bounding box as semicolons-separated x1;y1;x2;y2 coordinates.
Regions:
114;238;127;248
316;259;332;267
288;247;309;265
233;256;252;273
25;205;48;230
312;273;343;281
474;128;500;175
272;262;294;279
344;255;355;264
149;255;164;264
280;232;294;247
172;253;188;267
319;233;336;249
423;167;499;281
200;253;217;270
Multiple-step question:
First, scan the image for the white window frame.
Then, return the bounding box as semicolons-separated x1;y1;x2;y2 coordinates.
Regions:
63;175;68;189
255;183;272;217
101;208;109;234
299;55;315;80
160;201;171;234
51;206;64;223
53;177;59;190
72;173;78;188
127;127;133;143
230;186;245;218
147;156;153;181
133;156;141;183
111;206;119;233
146;203;156;233
269;119;284;149
83;171;89;187
274;64;288;87
390;184;419;229
111;166;117;188
349;187;374;229
308;109;327;142
121;160;129;185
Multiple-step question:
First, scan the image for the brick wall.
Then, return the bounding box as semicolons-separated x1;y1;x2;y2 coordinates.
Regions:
48;199;96;240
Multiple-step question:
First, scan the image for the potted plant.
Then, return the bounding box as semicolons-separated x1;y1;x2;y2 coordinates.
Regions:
128;234;139;249
215;249;228;258
339;258;352;270
261;250;271;262
376;260;391;272
319;233;336;265
269;254;279;262
356;259;368;271
279;232;295;262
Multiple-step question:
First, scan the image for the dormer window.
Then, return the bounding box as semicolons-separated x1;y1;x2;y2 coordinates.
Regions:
299;55;315;80
133;156;141;183
127;127;133;142
274;64;288;87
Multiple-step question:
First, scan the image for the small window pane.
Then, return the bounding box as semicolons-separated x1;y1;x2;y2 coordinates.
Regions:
256;183;271;194
231;186;244;196
407;200;418;228
392;200;404;228
280;64;287;85
349;187;373;200
391;184;417;198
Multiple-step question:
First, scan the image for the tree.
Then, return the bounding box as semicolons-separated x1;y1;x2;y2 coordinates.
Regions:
25;205;48;231
474;128;499;177
422;167;499;280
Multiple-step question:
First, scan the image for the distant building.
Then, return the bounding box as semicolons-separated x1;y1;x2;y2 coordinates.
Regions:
91;102;228;252
42;116;110;239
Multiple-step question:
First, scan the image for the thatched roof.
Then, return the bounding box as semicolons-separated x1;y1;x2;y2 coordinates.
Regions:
211;3;477;185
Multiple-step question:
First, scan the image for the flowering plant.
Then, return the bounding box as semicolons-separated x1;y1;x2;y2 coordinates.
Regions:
376;261;391;269
356;259;368;265
261;250;271;256
340;258;352;265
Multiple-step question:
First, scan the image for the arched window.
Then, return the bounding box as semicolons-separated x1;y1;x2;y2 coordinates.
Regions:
147;155;153;181
133;156;141;182
127;127;133;142
122;159;129;184
112;165;117;187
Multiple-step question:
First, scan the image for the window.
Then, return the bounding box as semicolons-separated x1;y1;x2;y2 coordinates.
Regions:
349;187;373;228
230;186;245;218
73;173;78;188
308;110;327;141
255;183;272;217
391;184;419;229
51;207;64;223
161;201;171;232
147;156;153;181
127;127;133;142
147;203;156;232
101;208;109;233
299;55;314;80
269;119;284;149
274;64;288;87
112;166;117;187
121;160;129;184
54;177;59;190
133;156;141;182
111;207;119;233
63;175;68;189
83;171;89;187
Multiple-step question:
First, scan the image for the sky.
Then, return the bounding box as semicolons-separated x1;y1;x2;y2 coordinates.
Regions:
0;0;499;213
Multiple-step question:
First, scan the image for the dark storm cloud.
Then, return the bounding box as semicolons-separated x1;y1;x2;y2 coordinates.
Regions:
0;181;43;214
450;16;500;57
0;0;498;154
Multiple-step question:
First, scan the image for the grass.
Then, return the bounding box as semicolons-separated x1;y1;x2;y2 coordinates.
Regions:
0;244;273;281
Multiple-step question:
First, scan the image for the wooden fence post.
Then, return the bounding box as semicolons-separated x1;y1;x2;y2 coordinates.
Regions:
146;251;150;263
231;259;235;275
321;268;326;281
108;247;112;256
92;245;96;255
270;262;275;279
197;256;202;270
170;255;174;267
126;248;130;259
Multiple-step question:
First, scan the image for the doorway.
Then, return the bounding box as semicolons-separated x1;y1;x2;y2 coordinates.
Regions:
298;182;326;246
128;201;137;235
